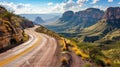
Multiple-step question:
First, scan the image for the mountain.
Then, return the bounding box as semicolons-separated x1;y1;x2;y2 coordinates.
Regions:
33;16;45;25
0;6;34;50
45;16;60;23
19;13;61;21
45;8;104;33
77;7;120;43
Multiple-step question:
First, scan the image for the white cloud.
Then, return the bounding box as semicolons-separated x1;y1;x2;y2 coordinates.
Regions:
63;0;76;9
51;0;87;13
0;1;56;14
51;0;76;13
91;0;100;4
77;0;88;6
0;0;107;14
108;0;113;2
47;2;53;6
0;1;31;14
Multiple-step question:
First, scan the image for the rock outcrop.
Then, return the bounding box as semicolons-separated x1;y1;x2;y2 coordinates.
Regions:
0;6;34;49
0;20;23;49
61;11;74;22
104;7;120;20
104;7;120;28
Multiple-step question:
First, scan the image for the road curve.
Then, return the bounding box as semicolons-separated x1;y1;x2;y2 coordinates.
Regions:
0;26;58;67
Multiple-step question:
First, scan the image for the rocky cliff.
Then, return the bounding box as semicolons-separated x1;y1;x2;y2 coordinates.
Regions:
0;6;34;50
104;7;120;20
104;7;120;28
60;11;74;22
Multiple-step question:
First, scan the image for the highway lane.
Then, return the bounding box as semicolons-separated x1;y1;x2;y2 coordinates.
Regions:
0;26;58;67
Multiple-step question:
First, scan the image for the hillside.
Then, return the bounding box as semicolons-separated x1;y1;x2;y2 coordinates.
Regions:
44;16;60;24
76;7;120;42
0;6;34;50
45;8;104;33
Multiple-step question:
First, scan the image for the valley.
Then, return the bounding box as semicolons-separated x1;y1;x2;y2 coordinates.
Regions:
0;0;120;67
44;7;120;67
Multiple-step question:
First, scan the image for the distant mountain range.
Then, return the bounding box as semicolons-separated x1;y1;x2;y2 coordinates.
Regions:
45;8;104;33
33;16;60;25
45;16;60;23
19;13;61;21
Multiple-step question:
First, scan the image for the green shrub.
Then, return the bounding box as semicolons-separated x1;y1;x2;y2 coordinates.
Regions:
112;63;120;67
94;57;105;67
84;63;92;67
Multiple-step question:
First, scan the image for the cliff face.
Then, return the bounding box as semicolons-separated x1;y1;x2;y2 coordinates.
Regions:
0;20;23;48
73;8;104;28
104;7;120;20
76;8;104;20
0;6;34;49
60;11;74;22
104;7;120;28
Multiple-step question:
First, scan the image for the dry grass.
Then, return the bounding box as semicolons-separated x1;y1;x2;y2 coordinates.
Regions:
84;63;92;67
62;47;67;51
61;57;68;64
22;34;29;42
72;47;89;59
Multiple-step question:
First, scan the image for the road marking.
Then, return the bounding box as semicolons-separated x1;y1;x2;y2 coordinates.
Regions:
0;35;41;67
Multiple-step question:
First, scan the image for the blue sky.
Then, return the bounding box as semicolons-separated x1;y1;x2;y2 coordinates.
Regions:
0;0;120;14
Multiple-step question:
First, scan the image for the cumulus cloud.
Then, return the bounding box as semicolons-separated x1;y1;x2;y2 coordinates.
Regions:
91;0;100;4
0;1;31;14
0;0;109;14
0;1;56;14
77;0;88;6
63;0;76;9
108;0;113;2
52;0;75;12
47;2;53;6
51;0;87;13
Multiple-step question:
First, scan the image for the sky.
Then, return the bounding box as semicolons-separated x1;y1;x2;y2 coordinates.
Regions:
0;0;120;14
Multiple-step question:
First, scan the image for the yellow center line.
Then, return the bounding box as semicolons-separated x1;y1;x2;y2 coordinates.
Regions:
0;35;41;67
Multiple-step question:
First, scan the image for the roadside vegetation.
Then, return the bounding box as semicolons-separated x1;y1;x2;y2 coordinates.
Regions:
22;31;29;42
35;25;61;39
65;37;120;67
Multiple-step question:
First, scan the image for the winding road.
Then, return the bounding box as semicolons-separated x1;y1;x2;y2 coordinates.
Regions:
0;26;58;67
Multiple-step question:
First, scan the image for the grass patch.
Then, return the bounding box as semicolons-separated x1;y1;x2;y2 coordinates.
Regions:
22;32;29;42
84;63;92;67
